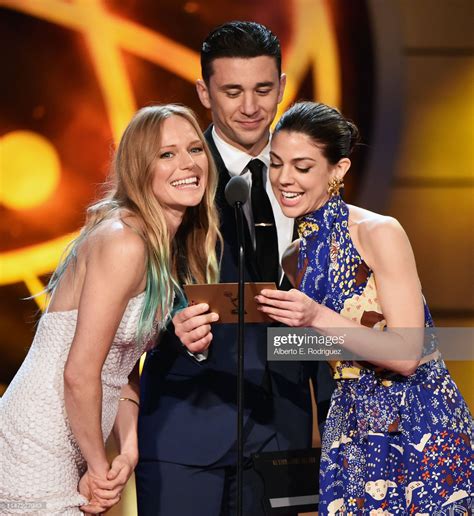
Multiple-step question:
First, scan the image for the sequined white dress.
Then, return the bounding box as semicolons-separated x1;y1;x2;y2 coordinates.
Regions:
0;292;149;515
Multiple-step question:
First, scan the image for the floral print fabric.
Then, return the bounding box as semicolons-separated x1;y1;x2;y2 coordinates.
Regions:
296;196;473;514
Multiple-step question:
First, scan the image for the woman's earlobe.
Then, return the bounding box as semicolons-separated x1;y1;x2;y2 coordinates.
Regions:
340;158;351;176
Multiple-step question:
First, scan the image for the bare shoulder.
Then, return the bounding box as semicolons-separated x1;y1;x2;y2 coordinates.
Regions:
348;205;413;270
281;239;301;286
282;238;300;264
349;205;407;244
85;216;147;268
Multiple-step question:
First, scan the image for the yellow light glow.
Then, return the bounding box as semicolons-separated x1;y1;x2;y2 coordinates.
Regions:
139;353;146;375
0;232;78;309
1;0;201;93
24;274;49;311
75;0;136;141
1;131;60;210
276;0;341;122
0;0;341;306
0;232;77;285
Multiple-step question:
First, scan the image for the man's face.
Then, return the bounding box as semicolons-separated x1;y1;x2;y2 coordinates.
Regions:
197;56;286;155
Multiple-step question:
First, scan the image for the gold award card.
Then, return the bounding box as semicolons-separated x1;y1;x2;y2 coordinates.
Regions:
183;283;277;324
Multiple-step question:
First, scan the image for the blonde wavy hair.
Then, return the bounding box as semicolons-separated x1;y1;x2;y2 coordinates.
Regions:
47;104;221;341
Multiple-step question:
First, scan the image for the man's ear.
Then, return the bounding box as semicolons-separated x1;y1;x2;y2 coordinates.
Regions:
277;73;287;104
196;79;211;109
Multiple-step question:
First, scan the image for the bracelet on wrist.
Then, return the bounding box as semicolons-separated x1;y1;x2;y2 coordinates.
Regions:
119;397;140;408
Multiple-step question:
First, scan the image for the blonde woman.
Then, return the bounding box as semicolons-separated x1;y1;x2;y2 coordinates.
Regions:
0;104;220;515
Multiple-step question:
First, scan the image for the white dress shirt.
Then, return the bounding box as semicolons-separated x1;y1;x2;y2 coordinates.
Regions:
188;129;294;362
212;127;294;278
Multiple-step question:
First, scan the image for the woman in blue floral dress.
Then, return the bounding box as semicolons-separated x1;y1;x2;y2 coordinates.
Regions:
257;101;473;514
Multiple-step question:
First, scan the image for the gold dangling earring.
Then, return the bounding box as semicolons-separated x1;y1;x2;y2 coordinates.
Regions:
327;177;344;197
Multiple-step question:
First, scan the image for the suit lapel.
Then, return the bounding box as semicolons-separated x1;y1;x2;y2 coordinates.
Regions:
205;126;259;280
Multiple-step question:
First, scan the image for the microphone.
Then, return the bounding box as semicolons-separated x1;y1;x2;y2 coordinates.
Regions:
224;175;249;516
225;176;250;207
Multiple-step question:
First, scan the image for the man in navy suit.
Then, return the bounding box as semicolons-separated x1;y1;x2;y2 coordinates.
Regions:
136;21;334;516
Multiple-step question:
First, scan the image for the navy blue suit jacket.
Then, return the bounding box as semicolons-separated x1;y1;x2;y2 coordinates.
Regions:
138;127;334;466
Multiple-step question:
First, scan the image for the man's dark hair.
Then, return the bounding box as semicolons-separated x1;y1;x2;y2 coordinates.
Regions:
201;21;281;84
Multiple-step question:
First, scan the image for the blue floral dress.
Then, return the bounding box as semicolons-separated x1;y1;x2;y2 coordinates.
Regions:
296;196;473;515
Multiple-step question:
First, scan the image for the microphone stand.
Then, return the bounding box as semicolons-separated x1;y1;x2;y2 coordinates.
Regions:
234;200;245;516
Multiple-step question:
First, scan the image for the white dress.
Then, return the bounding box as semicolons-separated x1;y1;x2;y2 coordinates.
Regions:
0;292;150;515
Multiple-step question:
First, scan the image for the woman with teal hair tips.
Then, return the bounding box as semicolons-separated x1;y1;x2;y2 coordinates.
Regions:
0;104;221;514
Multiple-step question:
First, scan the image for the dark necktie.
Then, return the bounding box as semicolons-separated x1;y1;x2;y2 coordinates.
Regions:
247;159;279;283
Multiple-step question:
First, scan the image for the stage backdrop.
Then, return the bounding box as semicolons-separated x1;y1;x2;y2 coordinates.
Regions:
1;1;472;515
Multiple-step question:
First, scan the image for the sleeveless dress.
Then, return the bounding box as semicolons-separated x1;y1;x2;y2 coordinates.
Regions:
296;196;473;515
0;292;151;515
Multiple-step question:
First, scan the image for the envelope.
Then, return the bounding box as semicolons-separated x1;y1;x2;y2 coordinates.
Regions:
183;282;277;324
